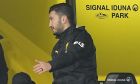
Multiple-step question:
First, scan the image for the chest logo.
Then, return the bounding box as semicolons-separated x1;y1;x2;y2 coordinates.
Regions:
73;41;85;48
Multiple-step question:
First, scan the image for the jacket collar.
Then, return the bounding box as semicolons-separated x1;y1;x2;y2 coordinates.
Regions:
54;26;75;39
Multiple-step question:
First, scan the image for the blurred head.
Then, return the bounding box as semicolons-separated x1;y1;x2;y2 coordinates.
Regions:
49;3;74;35
12;72;35;84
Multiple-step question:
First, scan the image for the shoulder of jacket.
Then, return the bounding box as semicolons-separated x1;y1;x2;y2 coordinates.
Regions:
73;26;90;37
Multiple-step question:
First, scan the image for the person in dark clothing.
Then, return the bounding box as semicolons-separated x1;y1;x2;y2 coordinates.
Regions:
0;35;8;84
33;3;98;84
12;72;35;84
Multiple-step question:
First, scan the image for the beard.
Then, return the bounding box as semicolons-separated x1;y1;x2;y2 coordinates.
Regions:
53;21;64;35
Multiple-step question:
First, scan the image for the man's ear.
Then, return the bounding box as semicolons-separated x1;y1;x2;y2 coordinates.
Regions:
61;15;68;24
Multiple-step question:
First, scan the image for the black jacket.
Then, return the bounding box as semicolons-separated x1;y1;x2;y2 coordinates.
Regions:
49;26;98;84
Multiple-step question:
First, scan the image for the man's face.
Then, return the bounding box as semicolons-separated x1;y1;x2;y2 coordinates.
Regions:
49;11;63;34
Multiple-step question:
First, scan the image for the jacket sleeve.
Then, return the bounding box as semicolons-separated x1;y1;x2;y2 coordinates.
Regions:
48;32;95;72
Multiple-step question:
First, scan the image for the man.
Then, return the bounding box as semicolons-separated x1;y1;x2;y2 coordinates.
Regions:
0;35;8;84
33;3;98;84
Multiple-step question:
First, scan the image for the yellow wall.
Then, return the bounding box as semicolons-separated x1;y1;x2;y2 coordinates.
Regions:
0;0;65;54
0;0;65;84
76;0;140;83
0;18;53;84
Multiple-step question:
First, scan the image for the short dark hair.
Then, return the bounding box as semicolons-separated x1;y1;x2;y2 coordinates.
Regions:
49;3;75;26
